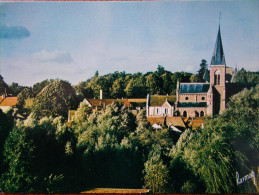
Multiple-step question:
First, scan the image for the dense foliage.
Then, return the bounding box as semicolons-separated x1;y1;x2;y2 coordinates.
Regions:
0;66;258;193
232;68;259;83
74;65;193;99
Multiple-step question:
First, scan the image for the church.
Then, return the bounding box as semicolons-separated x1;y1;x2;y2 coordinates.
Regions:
175;25;227;117
147;25;255;120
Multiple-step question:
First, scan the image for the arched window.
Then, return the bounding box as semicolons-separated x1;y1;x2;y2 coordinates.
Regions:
214;70;220;85
200;111;204;117
195;111;199;117
183;111;187;117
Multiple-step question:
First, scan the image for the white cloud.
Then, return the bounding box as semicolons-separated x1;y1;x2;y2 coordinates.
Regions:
0;50;94;86
31;50;73;64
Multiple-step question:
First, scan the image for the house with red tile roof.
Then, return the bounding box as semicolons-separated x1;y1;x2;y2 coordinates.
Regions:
0;96;18;112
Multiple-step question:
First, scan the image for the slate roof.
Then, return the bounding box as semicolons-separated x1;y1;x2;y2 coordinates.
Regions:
211;25;226;65
149;95;176;106
0;97;18;107
179;83;210;93
178;102;207;107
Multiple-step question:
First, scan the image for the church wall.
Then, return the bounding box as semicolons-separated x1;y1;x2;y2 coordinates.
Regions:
178;94;207;102
177;107;207;117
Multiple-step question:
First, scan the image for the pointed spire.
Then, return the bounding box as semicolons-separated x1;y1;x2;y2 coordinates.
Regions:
211;25;226;65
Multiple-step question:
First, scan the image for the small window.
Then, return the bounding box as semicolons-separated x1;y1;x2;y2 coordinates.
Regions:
156;108;159;115
185;97;189;100
195;111;199;117
165;108;168;115
200;111;204;117
183;111;187;117
201;97;205;100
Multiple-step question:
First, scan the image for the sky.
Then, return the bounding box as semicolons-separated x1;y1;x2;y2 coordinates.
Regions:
0;0;258;86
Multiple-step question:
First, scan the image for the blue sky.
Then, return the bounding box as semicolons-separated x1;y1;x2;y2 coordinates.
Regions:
0;1;258;86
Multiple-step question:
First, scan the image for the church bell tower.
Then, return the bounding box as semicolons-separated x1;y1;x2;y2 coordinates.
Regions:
209;25;226;115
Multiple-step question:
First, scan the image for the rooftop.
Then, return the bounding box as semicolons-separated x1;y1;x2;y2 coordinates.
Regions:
179;83;210;94
87;99;132;108
147;116;186;128
210;25;226;65
0;97;18;107
149;95;176;106
82;188;151;194
147;117;165;125
166;117;186;128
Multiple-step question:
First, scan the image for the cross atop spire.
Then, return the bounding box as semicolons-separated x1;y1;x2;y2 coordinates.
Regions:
210;25;226;65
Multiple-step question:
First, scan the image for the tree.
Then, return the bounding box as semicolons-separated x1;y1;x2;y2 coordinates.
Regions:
16;88;34;116
94;71;99;77
170;126;237;193
197;59;208;81
0;75;12;95
0;114;76;193
155;65;166;77
146;73;163;95
169;86;259;193
32;79;77;118
0;110;14;175
232;68;259;83
32;80;51;96
77;102;136;152
161;72;173;95
8;82;26;96
75;103;144;189
112;78;126;98
143;148;169;193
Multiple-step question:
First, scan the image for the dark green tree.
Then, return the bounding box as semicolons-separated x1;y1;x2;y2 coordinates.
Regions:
32;79;51;96
8;82;26;96
197;59;208;81
112;77;126;98
0;110;14;175
32;79;77;118
0;75;12;95
146;73;163;95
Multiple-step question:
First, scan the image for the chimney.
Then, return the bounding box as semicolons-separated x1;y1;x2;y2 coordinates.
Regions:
100;89;103;100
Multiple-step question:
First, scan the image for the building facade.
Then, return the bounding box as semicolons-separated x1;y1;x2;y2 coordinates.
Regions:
174;25;227;117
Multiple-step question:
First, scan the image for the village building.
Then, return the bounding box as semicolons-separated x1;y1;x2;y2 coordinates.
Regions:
146;25;256;129
146;95;176;117
68;97;147;123
0;94;18;112
174;25;228;117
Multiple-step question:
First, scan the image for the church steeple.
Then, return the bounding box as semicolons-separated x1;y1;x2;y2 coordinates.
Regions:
210;25;226;65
